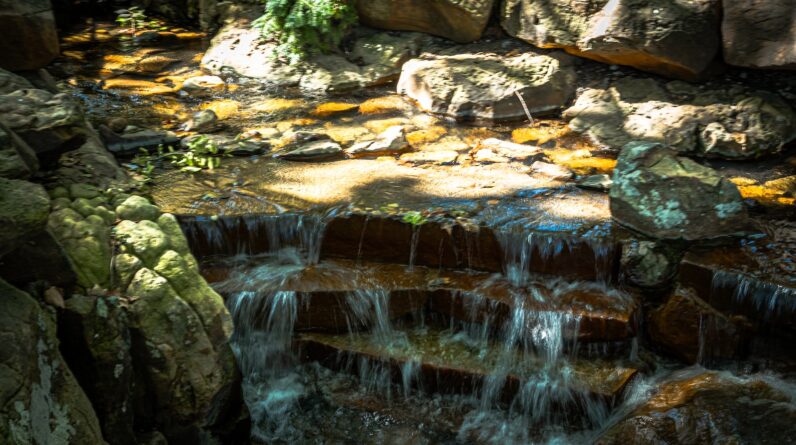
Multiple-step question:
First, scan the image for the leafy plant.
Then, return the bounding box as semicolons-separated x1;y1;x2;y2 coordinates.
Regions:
402;211;428;226
253;0;358;63
115;7;149;32
129;136;229;176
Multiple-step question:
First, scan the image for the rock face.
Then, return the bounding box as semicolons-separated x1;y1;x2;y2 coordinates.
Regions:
619;240;679;288
0;0;60;71
598;370;796;444
0;279;106;445
0;68;32;94
0;178;50;257
564;78;796;159
397;47;576;123
357;0;496;43
610;142;748;240
202;23;428;93
648;287;752;363
0;126;39;179
60;295;136;445
722;0;796;70
0;89;89;168
501;0;721;79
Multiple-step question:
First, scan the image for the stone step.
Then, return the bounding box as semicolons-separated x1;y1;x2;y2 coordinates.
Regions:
296;327;640;412
209;258;637;343
180;210;620;282
679;246;796;334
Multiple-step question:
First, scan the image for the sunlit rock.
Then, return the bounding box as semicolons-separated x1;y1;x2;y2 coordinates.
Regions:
577;174;613;192
181;75;225;95
398;45;575;123
722;0;796;70
610;142;748;240
273;140;344;162
115;195;161;223
565;77;796;159
501;0;721;79
0;279;106;445
346;125;410;158
531;161;574;181
357;0;496;43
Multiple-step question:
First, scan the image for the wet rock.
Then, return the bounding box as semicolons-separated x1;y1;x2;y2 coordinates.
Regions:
722;0;796;70
610;142;748;240
648;287;752;363
564;77;796;159
598;370;796;444
53;137;130;188
399;150;459;165
619;240;680;289
0;230;77;290
0;0;60;71
577;174;613;192
103;127;180;157
0;178;50;257
0;89;89;168
60;295;136;445
100;52;179;75
478;138;543;162
181;75;225;95
0;67;32;94
115;195;161;223
398;47;575;123
0;125;39;179
180;109;221;133
346;125;409;157
273;140;344;162
0;279;106;445
501;0;721;80
357;0;496;43
203;23;427;92
531;161;574;180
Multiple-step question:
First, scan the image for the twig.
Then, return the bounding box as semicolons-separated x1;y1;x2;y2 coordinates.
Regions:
515;90;534;127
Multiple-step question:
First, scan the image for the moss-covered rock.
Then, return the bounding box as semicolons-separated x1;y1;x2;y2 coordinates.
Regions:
115;220;169;268
115;196;161;222
0;178;50;257
0;279;106;445
48;208;112;289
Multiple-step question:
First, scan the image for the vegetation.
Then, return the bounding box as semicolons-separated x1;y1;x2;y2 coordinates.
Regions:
115;7;166;33
253;0;358;63
130;136;229;179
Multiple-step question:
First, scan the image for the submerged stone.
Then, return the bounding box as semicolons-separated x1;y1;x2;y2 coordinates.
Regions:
273;140;344;162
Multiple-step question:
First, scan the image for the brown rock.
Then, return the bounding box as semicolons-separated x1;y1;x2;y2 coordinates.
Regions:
722;0;796;70
357;0;496;43
0;0;60;71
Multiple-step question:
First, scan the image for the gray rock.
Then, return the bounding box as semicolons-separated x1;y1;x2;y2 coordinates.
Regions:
610;141;748;240
104;127;180;157
0;125;39;179
273;140;343;162
501;0;721;80
619;239;680;288
0;279;106;445
357;0;496;43
115;196;161;222
346;125;409;157
577;174;613;191
180;109;221;133
722;0;796;70
398;46;575;123
399;150;459;165
479;138;543;162
564;77;796;159
531;161;574;180
181;75;225;95
0;67;33;94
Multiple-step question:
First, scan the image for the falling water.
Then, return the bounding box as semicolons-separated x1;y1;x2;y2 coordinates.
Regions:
711;270;796;320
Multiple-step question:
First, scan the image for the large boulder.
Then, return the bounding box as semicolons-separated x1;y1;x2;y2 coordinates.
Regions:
202;23;429;93
0;89;89;168
501;0;721;80
0;125;39;179
0;178;50;257
598;370;796;444
722;0;796;70
610;142;748;240
0;67;32;94
0;279;106;445
357;0;496;43
0;0;60;71
564;77;796;159
648;287;752;363
397;46;576;123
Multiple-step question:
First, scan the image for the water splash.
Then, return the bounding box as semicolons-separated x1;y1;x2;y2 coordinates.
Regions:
711;270;796;320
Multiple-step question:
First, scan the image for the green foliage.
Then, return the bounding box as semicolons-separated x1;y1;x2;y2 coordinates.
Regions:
253;0;358;63
402;211;428;226
129;136;230;178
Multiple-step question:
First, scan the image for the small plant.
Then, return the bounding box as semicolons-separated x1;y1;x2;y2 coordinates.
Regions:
402;211;428;226
128;136;229;176
115;7;149;32
253;0;358;64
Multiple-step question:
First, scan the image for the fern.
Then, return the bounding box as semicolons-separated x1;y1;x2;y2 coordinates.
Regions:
254;0;358;63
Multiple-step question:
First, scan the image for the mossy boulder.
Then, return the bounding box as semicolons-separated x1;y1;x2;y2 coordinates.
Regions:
0;279;106;445
48;208;112;289
0;178;50;257
115;195;160;222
